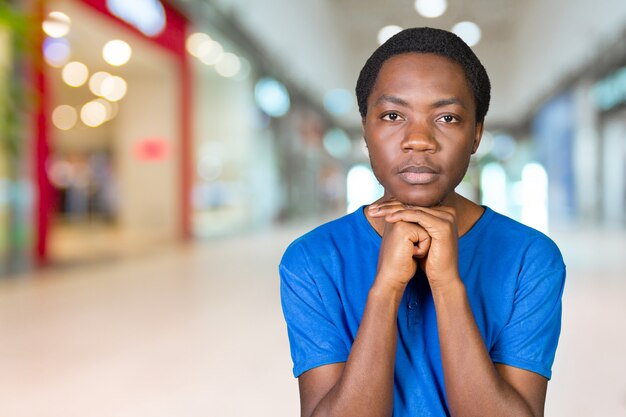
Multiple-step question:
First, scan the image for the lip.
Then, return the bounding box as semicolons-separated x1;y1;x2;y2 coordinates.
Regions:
397;165;440;185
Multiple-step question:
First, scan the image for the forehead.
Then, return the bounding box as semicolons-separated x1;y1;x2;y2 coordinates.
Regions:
370;53;473;102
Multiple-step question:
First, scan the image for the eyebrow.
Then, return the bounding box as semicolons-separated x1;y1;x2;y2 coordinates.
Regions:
431;98;467;109
373;94;411;108
372;94;467;110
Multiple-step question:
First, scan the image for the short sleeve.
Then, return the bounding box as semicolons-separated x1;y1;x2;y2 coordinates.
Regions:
279;248;349;378
490;237;566;380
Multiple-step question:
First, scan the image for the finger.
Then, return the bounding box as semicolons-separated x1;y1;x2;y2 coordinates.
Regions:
413;205;457;221
384;219;431;257
411;225;431;258
385;209;455;237
368;201;406;217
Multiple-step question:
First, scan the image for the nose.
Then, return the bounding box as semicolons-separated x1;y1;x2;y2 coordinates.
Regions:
401;119;437;153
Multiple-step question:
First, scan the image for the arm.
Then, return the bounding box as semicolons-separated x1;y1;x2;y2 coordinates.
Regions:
299;283;401;417
433;279;547;417
299;213;433;417
369;203;548;417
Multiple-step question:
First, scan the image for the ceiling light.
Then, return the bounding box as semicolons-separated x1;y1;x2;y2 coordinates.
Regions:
186;32;211;57
199;41;223;65
52;105;77;130
324;89;354;115
233;57;251;81
106;0;166;37
81;101;107;127
377;25;402;45
89;71;111;96
215;53;241;77
43;37;71;67
100;76;127;101
254;77;290;118
323;128;352;159
42;11;71;38
452;21;482;47
93;98;115;121
414;0;447;18
103;40;132;66
62;61;89;87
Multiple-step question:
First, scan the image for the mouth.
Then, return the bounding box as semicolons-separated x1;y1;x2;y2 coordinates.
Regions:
397;164;440;185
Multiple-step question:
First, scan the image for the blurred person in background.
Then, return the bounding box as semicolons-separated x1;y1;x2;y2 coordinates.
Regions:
280;27;565;417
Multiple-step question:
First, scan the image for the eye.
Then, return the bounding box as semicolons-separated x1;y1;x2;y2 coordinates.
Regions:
382;112;401;121
438;115;458;123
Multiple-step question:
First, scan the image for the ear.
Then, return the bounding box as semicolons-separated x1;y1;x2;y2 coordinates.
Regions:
361;117;368;144
471;122;484;154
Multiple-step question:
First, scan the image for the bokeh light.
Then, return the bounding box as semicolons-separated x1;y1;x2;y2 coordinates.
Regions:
62;61;89;87
93;98;116;121
199;40;224;65
107;0;166;37
254;77;290;118
480;162;507;214
43;37;71;67
378;25;402;45
197;155;223;182
52;105;78;130
233;57;252;81
100;76;128;102
42;11;71;38
215;53;241;77
81;100;108;127
324;88;354;115
186;32;211;57
47;158;74;188
491;133;517;161
452;21;482;47
414;0;447;18
521;162;549;233
89;71;111;96
103;40;132;66
347;164;383;213
323;128;352;159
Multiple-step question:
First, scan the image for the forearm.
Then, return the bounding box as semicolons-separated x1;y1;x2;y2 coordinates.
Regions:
311;281;403;417
433;279;536;417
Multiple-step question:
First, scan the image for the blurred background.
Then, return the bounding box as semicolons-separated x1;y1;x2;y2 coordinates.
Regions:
0;0;625;415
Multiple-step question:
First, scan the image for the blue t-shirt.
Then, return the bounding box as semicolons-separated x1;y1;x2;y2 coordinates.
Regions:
279;206;565;416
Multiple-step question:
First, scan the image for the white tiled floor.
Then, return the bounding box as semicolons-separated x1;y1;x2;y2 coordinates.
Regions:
0;222;625;417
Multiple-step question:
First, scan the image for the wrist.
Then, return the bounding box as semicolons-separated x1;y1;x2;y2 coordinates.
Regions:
430;275;465;301
369;278;407;305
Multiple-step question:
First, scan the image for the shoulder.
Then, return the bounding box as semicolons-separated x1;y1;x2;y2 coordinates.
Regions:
480;208;564;269
280;208;365;274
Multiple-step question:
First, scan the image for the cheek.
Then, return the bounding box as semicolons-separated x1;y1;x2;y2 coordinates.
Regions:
366;143;394;185
447;148;472;182
367;141;393;166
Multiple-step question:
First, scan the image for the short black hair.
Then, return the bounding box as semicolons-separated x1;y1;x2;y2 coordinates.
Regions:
356;27;491;123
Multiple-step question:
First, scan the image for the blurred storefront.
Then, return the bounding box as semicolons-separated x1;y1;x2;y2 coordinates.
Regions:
1;2;32;275
189;37;281;238
479;30;626;233
0;18;13;273
532;92;577;226
593;63;626;227
179;9;352;236
0;0;350;273
38;0;192;265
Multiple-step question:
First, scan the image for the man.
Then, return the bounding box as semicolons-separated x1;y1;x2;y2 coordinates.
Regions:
279;27;565;417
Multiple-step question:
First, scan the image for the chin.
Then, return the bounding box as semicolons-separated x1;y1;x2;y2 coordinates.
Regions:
391;190;446;208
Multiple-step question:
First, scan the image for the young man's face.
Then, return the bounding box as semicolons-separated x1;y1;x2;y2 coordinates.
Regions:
363;53;483;207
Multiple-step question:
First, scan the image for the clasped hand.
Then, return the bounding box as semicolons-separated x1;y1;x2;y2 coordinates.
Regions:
368;200;461;291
